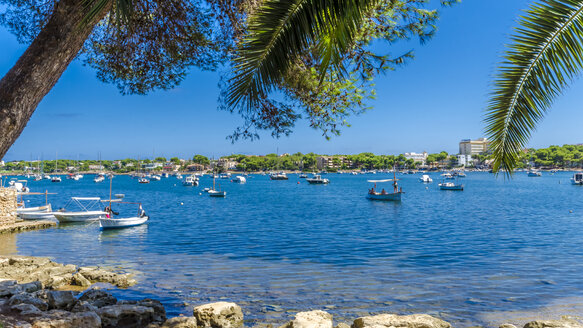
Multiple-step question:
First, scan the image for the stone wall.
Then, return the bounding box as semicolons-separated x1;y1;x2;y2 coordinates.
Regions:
0;188;17;226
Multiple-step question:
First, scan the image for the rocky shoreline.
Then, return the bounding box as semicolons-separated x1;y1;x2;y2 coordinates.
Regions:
0;256;581;328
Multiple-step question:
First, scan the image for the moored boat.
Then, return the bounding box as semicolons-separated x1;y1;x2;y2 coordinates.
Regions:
306;175;329;184
182;175;198;186
269;172;288;180
366;172;403;201
571;172;583;185
527;170;542;177
53;197;108;222
233;176;246;183
419;174;433;183
439;181;464;190
100;203;148;230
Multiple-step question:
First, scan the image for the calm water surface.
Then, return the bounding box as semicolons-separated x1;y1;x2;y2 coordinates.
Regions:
3;172;583;327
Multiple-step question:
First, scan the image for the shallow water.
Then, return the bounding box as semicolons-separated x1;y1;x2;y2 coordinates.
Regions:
4;172;583;327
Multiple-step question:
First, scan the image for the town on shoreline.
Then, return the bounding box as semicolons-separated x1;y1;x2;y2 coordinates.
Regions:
3;142;583;176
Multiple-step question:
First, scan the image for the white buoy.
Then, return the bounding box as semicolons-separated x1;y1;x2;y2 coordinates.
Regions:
180;202;184;205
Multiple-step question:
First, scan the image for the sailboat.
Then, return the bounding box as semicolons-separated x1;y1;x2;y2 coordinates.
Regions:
269;148;288;180
51;153;61;182
208;168;226;197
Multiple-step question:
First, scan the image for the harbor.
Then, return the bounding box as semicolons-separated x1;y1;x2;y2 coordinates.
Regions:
1;171;583;326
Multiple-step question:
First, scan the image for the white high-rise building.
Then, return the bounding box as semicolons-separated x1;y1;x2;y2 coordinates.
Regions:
459;138;490;155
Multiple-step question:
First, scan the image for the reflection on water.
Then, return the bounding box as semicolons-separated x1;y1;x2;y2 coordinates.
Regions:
4;172;583;326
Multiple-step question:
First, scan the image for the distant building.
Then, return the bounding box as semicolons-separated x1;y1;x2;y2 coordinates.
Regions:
187;163;205;171
88;165;104;171
218;158;238;170
404;152;428;165
316;156;353;170
459;138;490;155
457;154;473;167
143;163;163;170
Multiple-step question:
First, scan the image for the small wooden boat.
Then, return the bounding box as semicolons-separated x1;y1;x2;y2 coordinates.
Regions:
16;190;57;220
366;172;403;201
208;171;226;197
138;177;150;184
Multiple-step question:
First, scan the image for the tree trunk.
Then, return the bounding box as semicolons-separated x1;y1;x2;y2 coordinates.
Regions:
0;0;109;159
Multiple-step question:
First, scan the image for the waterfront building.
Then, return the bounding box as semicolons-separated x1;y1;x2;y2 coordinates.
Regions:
457;154;473;167
218;158;238;170
316;156;353;170
404;152;428;165
459;138;490;155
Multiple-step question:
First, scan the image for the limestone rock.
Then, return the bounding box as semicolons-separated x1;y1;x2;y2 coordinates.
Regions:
72;272;92;287
20;281;43;293
500;324;518;328
46;290;77;310
352;314;451;328
161;316;198;328
0;279;21;297
78;267;137;288
97;304;156;327
11;303;43;315
8;293;49;311
79;289;118;308
32;310;101;328
523;318;583;328
193;302;244;328
335;323;351;328
71;300;98;313
119;298;167;323
281;311;333;328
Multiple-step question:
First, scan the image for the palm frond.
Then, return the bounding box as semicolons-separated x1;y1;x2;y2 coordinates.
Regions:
226;0;380;112
485;0;583;175
81;0;134;27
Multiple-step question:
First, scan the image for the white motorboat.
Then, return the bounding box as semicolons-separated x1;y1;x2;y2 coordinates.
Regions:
150;175;162;181
219;173;231;179
176;174;183;179
441;172;455;180
53;197;108;222
43;174;51;180
182;175;198;186
162;172;170;178
269;172;288;180
233;176;246;183
94;175;105;183
439;182;464;191
100;203;148;229
527;170;542;177
138;178;150;184
306;175;329;184
299;173;308;178
17;204;54;220
51;176;61;182
571;172;583;185
419;174;433;183
8;179;30;193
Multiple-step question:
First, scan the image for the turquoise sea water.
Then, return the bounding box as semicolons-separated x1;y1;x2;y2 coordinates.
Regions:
3;172;583;326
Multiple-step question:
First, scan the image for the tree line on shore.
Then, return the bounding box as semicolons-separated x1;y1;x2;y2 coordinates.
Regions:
2;144;582;173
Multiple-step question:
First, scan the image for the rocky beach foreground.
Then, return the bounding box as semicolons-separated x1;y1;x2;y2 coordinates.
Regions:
0;256;581;328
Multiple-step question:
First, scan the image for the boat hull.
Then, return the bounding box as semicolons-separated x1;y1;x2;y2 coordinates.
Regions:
307;179;329;184
208;190;226;197
54;211;107;222
439;185;464;191
366;192;402;201
100;216;148;230
19;212;56;220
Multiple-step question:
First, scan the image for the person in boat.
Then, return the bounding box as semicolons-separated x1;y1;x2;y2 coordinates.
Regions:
139;205;147;218
104;206;119;218
381;189;387;195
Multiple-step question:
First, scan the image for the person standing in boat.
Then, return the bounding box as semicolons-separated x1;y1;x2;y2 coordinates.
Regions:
139;204;147;218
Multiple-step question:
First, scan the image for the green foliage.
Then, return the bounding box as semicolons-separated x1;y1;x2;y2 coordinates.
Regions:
485;0;583;175
192;155;210;165
224;0;454;140
155;157;166;162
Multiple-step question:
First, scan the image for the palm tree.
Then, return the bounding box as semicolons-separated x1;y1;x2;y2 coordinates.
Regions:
485;0;583;174
225;0;458;125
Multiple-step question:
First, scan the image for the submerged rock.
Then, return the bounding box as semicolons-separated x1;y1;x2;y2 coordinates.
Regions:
119;298;167;324
352;314;451;328
193;302;244;328
280;310;333;328
78;267;137;288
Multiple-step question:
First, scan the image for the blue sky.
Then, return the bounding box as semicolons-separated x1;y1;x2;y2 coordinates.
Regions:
2;0;583;161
